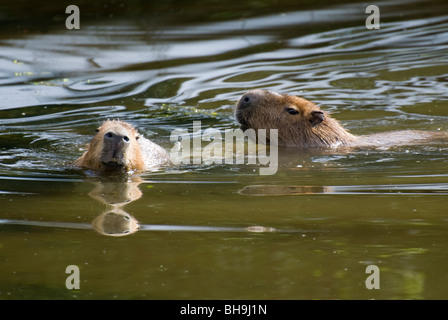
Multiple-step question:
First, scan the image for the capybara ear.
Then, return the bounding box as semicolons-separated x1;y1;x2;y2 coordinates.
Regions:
310;111;325;127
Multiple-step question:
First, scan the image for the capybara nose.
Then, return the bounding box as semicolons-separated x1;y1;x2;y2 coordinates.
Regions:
104;132;130;144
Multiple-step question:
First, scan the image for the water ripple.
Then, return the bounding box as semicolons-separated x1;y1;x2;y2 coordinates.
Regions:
0;0;447;177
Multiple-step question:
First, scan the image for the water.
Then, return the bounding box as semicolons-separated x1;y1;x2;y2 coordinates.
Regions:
0;0;448;300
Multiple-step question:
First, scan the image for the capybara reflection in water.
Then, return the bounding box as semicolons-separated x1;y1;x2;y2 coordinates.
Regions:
75;120;171;172
235;89;447;148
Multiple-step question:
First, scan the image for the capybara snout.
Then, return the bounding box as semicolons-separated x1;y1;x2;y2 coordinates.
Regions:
75;120;171;173
100;131;132;166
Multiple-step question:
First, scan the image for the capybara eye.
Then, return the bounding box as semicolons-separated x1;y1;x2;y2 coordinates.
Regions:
123;136;130;143
243;96;250;103
95;129;100;133
286;108;299;115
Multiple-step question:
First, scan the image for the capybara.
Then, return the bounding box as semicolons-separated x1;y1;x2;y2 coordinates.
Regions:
235;89;447;148
75;120;171;172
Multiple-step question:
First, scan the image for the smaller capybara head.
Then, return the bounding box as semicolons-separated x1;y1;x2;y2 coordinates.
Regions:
75;120;145;172
235;89;355;147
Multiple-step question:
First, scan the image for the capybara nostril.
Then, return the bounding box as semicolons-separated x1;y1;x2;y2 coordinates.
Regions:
237;96;251;111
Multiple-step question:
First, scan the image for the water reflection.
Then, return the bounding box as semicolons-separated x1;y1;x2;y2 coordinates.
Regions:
92;209;139;237
239;185;334;196
87;177;302;235
238;183;448;196
1;175;324;235
87;176;142;236
0;175;288;236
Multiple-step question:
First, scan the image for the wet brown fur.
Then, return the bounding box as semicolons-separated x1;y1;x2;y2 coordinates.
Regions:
235;89;356;147
235;89;447;148
75;120;148;172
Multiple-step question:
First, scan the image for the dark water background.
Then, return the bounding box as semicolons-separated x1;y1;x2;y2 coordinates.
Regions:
0;0;448;299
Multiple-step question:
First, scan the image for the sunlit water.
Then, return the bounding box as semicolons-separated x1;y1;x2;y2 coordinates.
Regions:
0;0;448;299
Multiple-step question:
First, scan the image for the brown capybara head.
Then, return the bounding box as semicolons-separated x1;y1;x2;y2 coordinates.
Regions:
235;89;355;147
74;120;145;172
